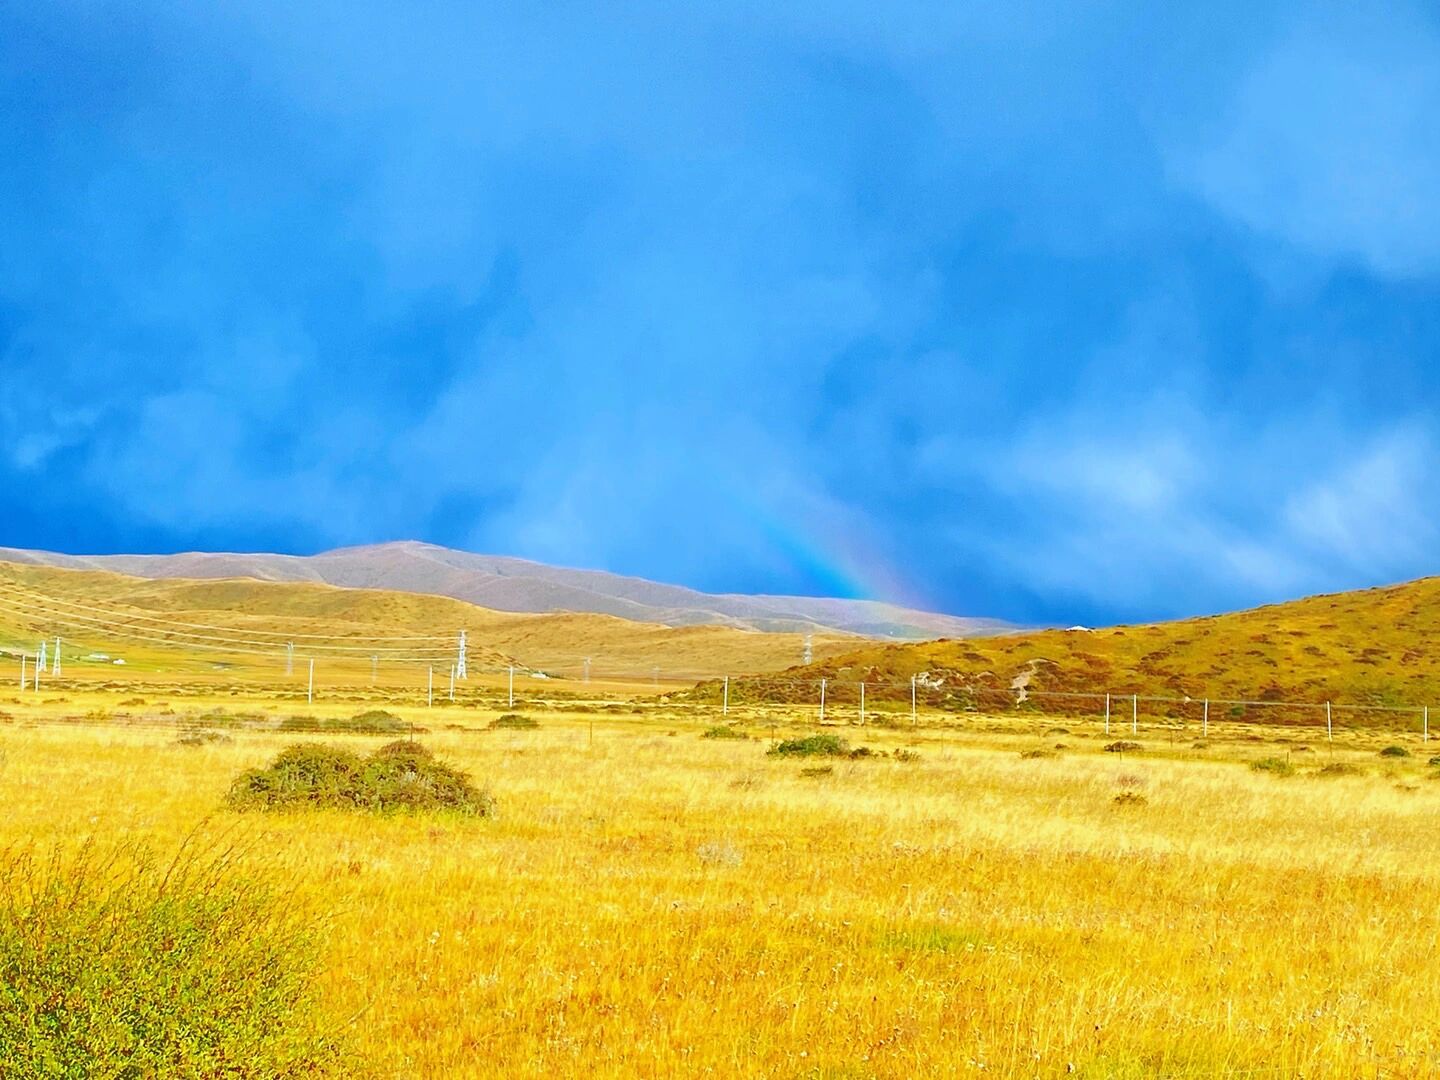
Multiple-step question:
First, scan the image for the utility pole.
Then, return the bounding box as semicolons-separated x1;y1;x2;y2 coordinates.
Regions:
722;675;729;717
456;631;468;680
449;665;455;703
308;659;314;705
428;666;434;708
583;657;591;684
508;665;514;709
286;642;295;677
371;655;378;685
51;638;61;679
819;678;827;723
860;681;866;726
19;655;26;691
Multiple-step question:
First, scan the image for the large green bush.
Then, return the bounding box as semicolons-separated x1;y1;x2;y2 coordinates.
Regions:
0;840;341;1077
228;741;494;816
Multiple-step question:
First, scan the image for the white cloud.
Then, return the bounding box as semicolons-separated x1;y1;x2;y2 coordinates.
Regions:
1175;10;1440;278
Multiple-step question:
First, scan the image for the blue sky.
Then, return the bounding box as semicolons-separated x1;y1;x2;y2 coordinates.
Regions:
4;2;1440;626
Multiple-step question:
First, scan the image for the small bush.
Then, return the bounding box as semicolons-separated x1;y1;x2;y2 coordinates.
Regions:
1317;762;1363;778
1429;756;1440;767
1250;756;1296;777
488;713;538;730
768;734;849;758
345;709;409;734
1104;741;1142;754
799;765;834;778
701;725;747;740
1113;792;1148;807
1379;745;1411;759
0;840;341;1075
228;742;494;816
1020;748;1056;760
893;749;921;763
174;729;233;748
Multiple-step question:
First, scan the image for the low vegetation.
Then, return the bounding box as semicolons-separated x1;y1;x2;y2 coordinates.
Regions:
0;839;340;1077
227;741;494;816
487;713;539;730
767;734;853;758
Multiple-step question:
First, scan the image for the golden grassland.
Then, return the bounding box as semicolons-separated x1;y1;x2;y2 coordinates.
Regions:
0;562;860;681
5;670;1440;1078
774;575;1440;709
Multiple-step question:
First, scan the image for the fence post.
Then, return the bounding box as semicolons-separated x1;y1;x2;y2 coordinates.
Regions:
722;675;729;717
1203;698;1209;738
1326;701;1332;743
911;675;917;727
819;678;826;723
1132;694;1138;735
860;681;866;726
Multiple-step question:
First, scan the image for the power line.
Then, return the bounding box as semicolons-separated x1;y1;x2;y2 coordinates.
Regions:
0;579;454;642
0;591;456;657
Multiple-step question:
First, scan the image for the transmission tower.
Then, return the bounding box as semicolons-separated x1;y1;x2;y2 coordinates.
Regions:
456;630;468;680
37;640;47;674
803;635;813;665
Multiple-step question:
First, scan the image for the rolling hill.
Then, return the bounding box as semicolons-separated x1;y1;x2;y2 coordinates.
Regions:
703;576;1440;717
0;561;867;682
0;542;1010;639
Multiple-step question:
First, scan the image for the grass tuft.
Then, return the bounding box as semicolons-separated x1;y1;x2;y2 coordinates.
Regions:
0;837;342;1077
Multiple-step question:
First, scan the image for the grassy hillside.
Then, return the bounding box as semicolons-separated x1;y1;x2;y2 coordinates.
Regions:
0;561;860;683
704;576;1440;717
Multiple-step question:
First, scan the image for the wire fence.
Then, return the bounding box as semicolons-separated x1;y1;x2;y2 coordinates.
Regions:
2;572;1438;745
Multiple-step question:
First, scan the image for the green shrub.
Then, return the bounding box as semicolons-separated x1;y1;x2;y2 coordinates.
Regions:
1104;741;1142;754
488;713;538;730
799;765;834;778
0;839;341;1076
1379;745;1411;759
1317;762;1363;777
227;742;494;816
1429;756;1440;767
893;749;921;763
1020;748;1056;760
701;725;747;740
345;710;409;734
1250;756;1296;777
768;734;850;758
1113;791;1148;807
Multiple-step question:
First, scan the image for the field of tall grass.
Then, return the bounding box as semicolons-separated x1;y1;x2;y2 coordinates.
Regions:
2;688;1439;1077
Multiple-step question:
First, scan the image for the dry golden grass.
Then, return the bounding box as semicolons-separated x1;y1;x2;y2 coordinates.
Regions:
0;561;861;682
4;673;1440;1077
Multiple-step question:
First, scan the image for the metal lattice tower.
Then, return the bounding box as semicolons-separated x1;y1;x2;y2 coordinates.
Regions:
456;631;468;680
37;640;47;674
803;635;813;665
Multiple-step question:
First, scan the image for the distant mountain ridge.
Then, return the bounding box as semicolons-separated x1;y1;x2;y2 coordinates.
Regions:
0;542;1011;640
